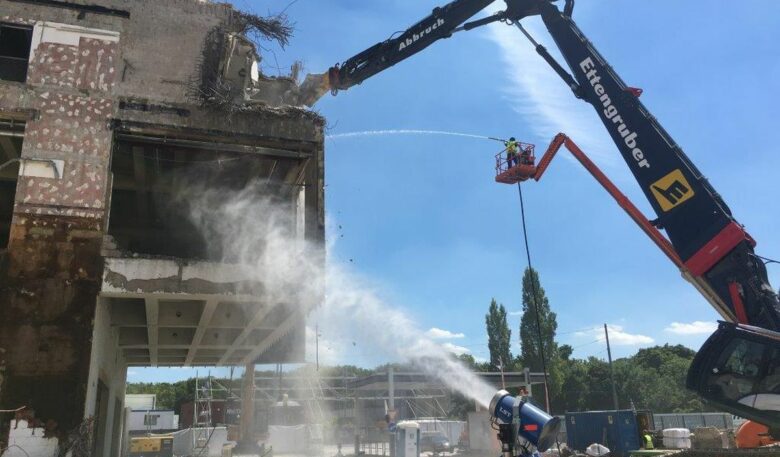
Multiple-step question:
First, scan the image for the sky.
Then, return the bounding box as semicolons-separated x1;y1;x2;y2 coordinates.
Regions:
130;0;780;383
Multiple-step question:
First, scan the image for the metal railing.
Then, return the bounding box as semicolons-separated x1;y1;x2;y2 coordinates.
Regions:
359;440;391;457
495;143;536;175
653;413;734;430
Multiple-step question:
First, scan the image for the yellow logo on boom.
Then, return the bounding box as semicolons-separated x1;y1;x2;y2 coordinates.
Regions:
650;169;694;211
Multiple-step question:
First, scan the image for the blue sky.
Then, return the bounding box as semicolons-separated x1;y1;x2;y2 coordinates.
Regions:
130;0;780;382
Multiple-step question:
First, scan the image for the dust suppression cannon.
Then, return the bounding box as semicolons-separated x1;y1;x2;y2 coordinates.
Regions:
489;389;561;457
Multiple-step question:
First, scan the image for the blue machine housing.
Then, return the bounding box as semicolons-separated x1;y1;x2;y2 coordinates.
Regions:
565;410;641;457
489;390;562;453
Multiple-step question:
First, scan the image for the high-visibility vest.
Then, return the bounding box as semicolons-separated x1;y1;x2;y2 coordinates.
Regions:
643;434;654;450
506;141;518;154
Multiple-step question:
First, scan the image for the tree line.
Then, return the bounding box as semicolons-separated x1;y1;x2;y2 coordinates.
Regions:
477;267;706;415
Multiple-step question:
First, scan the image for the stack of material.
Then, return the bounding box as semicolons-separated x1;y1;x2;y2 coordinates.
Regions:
691;427;726;449
662;428;691;449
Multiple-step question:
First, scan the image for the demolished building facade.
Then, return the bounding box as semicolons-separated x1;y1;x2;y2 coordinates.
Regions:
0;0;324;455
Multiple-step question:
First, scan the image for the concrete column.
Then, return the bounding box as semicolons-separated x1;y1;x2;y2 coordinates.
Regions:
239;363;256;443
388;367;395;412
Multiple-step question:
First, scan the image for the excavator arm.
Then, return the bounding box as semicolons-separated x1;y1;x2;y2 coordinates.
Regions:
530;2;780;426
329;0;494;91
534;1;780;332
297;0;553;105
298;0;496;105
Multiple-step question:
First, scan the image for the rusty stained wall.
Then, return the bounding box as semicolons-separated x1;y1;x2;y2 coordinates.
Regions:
0;24;119;445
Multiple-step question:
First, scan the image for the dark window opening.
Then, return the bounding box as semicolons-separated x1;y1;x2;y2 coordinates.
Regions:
108;138;306;261
0;23;33;83
0;133;22;249
143;414;159;426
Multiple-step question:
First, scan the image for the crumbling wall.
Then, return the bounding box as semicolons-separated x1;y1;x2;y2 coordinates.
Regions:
0;12;120;449
109;0;234;103
0;0;326;451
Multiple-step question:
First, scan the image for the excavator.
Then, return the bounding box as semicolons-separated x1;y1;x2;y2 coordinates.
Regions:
293;0;780;442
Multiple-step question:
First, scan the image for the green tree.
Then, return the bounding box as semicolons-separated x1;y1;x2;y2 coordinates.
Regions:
485;298;512;371
558;344;573;361
620;345;704;412
553;344;705;413
558;358;589;412
519;268;558;372
518;268;562;410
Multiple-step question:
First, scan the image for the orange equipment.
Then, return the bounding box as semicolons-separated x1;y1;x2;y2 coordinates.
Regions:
495;141;536;183
495;133;686;269
736;420;778;448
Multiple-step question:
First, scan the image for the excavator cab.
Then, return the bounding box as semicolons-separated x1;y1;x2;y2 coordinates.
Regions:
495;141;536;184
687;322;780;432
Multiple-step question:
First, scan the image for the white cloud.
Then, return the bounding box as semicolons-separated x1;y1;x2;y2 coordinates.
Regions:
664;321;718;335
483;13;617;167
508;310;523;316
577;324;654;346
604;325;654;345
441;342;471;355
425;327;465;339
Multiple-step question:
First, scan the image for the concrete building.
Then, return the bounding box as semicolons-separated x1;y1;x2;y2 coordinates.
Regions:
0;1;324;456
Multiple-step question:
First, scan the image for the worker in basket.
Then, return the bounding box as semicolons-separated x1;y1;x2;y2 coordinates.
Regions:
505;137;519;168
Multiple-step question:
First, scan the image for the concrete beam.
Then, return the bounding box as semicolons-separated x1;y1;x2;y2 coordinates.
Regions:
184;298;218;366
216;303;276;366
240;310;301;366
116;132;314;160
145;297;159;366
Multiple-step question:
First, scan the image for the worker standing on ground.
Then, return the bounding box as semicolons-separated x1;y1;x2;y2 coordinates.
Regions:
505;137;519;168
642;430;654;450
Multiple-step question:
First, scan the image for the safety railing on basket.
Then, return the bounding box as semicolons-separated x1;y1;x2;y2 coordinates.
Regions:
495;143;536;175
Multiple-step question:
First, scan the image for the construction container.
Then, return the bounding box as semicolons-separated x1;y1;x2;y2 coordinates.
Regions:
565;410;641;457
395;421;420;457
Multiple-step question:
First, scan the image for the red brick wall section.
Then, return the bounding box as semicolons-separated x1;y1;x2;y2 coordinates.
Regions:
76;38;118;92
27;43;79;88
15;93;112;218
27;37;118;92
17;35;118;220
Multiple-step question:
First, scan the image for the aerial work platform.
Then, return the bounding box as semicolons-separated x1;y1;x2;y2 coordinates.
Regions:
495;141;536;184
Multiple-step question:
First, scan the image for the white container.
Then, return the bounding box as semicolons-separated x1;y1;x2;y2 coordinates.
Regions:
662;428;691;438
662;437;692;449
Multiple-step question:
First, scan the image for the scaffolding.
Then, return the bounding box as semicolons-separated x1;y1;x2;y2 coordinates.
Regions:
193;371;214;456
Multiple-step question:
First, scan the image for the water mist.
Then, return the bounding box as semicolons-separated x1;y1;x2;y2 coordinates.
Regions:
179;178;496;409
